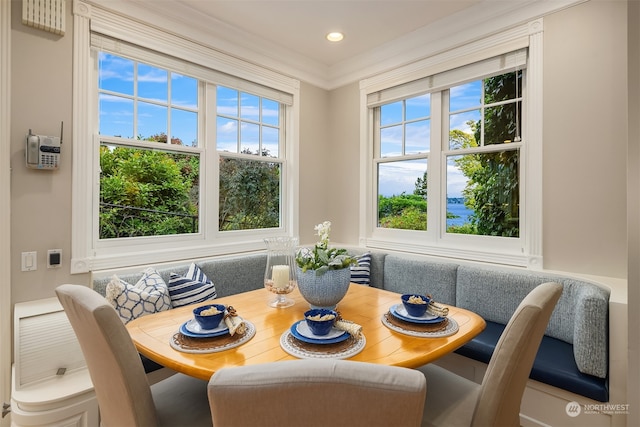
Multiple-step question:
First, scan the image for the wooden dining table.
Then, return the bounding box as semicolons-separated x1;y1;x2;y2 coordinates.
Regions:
126;284;486;381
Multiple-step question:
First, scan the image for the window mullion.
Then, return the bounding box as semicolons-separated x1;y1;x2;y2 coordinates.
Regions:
205;82;217;236
373;108;381;159
166;71;172;146
430;90;443;241
444;143;522;157
133;62;138;139
479;79;485;147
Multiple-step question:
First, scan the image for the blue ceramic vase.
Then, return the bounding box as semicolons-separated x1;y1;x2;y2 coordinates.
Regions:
295;266;351;310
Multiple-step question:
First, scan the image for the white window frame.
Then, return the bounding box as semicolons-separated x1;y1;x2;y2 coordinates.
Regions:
359;20;543;268
71;1;300;273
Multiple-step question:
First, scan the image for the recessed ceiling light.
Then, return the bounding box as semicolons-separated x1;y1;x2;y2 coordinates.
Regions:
326;32;344;42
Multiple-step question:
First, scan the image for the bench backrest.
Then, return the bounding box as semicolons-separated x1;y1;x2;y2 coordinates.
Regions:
92;254;267;298
377;255;609;379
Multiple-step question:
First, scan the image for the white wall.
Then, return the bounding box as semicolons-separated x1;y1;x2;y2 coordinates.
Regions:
298;81;332;245
542;0;628;278
324;0;629;282
9;0;89;304
326;83;361;245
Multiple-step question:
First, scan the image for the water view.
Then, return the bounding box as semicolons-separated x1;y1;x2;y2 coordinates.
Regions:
446;201;473;227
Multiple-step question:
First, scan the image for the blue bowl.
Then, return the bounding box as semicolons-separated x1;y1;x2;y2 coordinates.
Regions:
193;304;226;330
401;294;430;317
304;308;338;336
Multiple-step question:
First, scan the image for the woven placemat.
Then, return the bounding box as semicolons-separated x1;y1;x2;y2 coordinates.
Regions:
381;312;459;338
280;330;366;359
170;320;256;354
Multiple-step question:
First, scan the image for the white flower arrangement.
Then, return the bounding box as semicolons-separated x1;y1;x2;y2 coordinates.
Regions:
295;221;357;276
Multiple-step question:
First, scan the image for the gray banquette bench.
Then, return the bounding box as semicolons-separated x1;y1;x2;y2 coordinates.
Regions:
92;250;609;402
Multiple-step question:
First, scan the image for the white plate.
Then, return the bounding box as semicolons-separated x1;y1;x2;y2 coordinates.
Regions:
296;321;347;340
184;318;228;335
381;314;459;338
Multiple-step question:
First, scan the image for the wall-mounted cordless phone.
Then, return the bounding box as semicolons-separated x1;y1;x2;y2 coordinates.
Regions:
26;122;63;170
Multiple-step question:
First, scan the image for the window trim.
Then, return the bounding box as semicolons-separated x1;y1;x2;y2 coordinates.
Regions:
71;1;300;273
359;20;543;268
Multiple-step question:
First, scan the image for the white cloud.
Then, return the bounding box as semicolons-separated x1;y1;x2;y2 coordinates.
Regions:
446;162;467;198
218;120;237;134
378;160;426;197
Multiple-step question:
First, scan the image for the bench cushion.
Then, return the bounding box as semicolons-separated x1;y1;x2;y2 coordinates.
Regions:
455;265;609;378
455;321;609;402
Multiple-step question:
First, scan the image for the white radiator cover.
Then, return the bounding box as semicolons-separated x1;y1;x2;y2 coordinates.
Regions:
14;298;86;390
11;298;98;426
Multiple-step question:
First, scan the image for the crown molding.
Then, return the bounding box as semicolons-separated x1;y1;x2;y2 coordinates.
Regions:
328;0;585;89
83;0;585;91
82;0;330;88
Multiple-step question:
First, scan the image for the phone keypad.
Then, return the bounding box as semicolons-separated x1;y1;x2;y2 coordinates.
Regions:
41;154;59;168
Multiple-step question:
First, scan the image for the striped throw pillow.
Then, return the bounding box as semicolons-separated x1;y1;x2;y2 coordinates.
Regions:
168;263;217;307
350;253;371;286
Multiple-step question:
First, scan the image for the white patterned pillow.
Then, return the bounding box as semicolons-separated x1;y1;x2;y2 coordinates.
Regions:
168;263;217;307
350;253;371;286
105;267;172;324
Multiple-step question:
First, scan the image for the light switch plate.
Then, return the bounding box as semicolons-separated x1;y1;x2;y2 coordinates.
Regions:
21;251;37;271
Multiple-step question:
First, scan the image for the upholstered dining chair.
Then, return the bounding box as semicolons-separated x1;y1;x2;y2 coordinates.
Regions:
55;284;213;427
418;281;563;427
208;359;427;427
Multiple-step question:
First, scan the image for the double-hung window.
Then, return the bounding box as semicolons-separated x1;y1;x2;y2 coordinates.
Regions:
216;87;284;232
374;69;523;235
71;5;299;273
362;23;542;267
445;71;522;238
98;52;202;239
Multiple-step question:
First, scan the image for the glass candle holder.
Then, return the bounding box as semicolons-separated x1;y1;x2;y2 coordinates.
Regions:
263;236;298;308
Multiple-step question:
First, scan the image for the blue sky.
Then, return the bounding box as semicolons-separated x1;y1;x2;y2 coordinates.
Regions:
99;52;490;199
99;53;199;146
216;86;280;156
378;81;482;198
98;53;276;154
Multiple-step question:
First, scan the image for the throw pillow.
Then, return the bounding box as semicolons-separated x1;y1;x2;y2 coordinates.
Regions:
168;262;218;307
350;252;371;286
105;267;172;324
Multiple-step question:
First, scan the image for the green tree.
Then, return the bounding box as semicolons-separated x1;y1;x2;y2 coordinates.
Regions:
378;193;427;230
455;71;520;237
483;71;522;146
414;171;428;199
219;149;280;231
99;142;199;238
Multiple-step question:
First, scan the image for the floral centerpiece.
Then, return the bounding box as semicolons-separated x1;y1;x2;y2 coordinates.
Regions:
295;221;357;274
295;221;357;309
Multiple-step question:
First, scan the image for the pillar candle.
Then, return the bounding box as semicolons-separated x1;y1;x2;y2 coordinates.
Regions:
272;265;290;289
